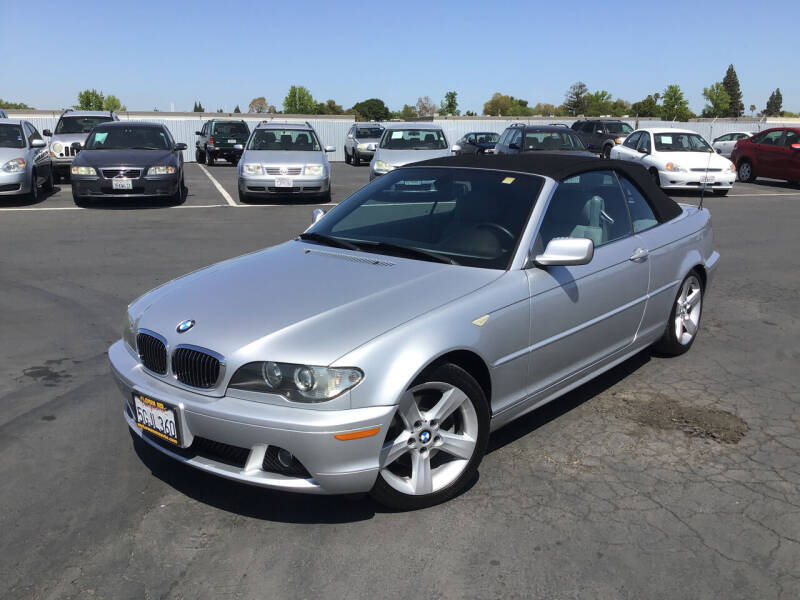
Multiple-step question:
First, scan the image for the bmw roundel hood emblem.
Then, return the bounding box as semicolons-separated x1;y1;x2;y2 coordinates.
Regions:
176;319;195;333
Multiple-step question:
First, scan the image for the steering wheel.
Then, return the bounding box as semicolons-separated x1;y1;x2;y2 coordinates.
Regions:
475;223;515;245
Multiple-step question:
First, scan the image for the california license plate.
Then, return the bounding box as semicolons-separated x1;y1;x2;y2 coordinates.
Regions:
134;394;180;445
227;139;236;143
113;178;133;190
275;177;293;188
701;175;715;183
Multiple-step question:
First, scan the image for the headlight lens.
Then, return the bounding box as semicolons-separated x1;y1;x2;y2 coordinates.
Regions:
243;163;263;175
374;160;394;173
71;166;97;176
229;361;363;403
122;313;137;352
148;165;176;175
304;164;324;176
2;158;25;172
357;143;369;150
615;137;624;144
665;162;686;172
728;162;737;172
52;142;64;154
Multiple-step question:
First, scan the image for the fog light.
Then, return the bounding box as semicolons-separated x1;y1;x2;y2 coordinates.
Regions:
277;448;294;468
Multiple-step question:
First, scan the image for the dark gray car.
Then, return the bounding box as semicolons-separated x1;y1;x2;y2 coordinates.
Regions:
571;119;634;158
494;124;593;156
344;124;383;166
195;119;250;166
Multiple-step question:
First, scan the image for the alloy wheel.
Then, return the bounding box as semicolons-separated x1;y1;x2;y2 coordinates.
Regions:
674;274;702;345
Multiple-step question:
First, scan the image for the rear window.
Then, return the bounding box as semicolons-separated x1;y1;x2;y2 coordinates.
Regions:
356;127;382;138
55;116;113;134
380;129;447;150
212;122;249;137
247;129;320;151
0;124;25;148
523;130;585;151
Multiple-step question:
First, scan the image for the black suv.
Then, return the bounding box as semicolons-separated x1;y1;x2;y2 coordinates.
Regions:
571;119;634;158
494;124;592;156
195;119;250;166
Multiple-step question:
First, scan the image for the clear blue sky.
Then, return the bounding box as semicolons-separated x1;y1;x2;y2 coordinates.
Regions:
2;0;797;114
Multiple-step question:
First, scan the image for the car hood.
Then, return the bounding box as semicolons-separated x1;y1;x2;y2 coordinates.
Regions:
374;148;453;167
49;133;89;147
0;146;30;161
242;150;326;164
132;241;501;368
74;149;177;168
656;151;733;169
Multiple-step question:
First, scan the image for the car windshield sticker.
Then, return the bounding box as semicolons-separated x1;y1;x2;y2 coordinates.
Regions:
391;131;403;139
501;177;516;184
94;132;108;143
660;135;672;144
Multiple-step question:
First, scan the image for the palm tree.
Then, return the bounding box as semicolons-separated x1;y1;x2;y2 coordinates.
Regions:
749;104;756;116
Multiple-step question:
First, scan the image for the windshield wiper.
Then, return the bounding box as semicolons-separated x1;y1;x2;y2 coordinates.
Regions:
298;232;361;251
352;240;458;265
130;146;161;150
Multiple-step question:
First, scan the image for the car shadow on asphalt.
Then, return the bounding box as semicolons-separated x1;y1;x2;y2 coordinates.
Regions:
79;186;188;210
487;349;651;455
0;185;59;207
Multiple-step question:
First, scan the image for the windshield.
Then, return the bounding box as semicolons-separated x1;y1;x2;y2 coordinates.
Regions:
524;130;585;151
380;129;447;150
605;122;633;134
212;122;249;137
84;126;171;150
654;132;712;152
247;129;321;151
305;167;543;269
55;116;113;135
475;133;499;144
356;127;382;138
0;124;25;148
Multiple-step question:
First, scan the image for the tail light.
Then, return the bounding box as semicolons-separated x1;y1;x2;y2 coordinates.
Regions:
209;136;214;145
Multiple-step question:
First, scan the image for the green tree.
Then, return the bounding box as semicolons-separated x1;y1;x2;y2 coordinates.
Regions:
351;98;390;121
102;94;125;112
464;110;477;116
531;102;557;116
702;82;731;117
315;99;344;115
630;95;661;117
482;93;534;116
610;98;631;117
661;84;693;121
283;85;317;114
398;104;418;119
0;99;33;109
749;104;756;116
765;88;783;116
564;81;588;116
75;89;105;110
722;64;744;117
584;90;613;116
439;91;459;116
192;101;205;112
233;105;241;113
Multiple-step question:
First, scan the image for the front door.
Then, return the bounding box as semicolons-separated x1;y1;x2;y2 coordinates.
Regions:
755;130;786;178
526;169;649;394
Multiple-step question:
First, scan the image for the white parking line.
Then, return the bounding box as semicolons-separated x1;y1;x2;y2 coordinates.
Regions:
0;203;339;212
727;192;800;197
197;164;238;206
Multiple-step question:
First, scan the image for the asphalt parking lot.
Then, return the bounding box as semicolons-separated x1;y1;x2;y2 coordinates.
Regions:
2;162;799;599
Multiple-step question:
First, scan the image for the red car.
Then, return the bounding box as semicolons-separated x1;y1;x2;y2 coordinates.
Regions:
731;127;800;184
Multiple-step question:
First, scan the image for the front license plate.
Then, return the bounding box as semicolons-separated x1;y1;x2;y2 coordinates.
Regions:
701;176;715;183
112;178;133;190
134;394;180;445
275;177;293;188
227;139;236;143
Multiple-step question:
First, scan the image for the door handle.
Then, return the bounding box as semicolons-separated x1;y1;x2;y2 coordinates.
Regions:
629;248;649;262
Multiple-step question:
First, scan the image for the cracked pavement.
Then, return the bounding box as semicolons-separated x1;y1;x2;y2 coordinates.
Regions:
1;165;798;599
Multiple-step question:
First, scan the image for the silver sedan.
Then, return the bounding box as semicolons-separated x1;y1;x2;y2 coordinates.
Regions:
0;118;53;202
110;154;719;509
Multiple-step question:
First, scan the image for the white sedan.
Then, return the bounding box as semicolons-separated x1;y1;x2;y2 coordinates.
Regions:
610;128;737;196
711;131;753;158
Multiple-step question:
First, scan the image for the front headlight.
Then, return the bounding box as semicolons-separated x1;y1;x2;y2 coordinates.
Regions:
614;137;624;144
122;313;137;352
52;142;64;154
228;361;363;403
304;164;324;176
71;166;97;176
665;162;686;172
357;143;369;150
148;165;176;175
374;160;394;173
243;163;263;176
2;158;25;172
728;162;737;172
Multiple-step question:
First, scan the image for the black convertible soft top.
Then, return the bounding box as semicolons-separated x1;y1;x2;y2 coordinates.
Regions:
409;153;683;222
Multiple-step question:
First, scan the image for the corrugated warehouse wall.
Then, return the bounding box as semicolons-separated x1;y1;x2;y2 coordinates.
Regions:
16;112;779;163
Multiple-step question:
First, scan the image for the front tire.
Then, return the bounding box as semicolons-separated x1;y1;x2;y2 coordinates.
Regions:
43;168;54;193
649;168;661;188
25;171;39;203
652;270;704;356
344;149;351;165
370;363;490;510
737;160;755;182
602;144;612;159
238;186;250;203
713;188;730;196
353;150;361;166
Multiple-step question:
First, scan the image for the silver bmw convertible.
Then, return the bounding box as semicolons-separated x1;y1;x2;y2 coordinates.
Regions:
109;154;719;509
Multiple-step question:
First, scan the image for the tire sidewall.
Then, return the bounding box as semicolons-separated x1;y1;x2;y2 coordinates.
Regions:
370;363;490;510
655;270;705;356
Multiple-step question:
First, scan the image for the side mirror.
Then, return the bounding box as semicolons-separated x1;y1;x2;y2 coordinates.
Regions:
43;129;52;137
71;142;82;150
534;238;594;267
716;148;722;153
637;147;649;154
233;144;244;151
31;139;46;148
324;145;335;152
175;142;188;151
451;144;462;153
311;208;326;224
195;131;202;136
347;134;353;139
596;130;604;134
509;142;520;150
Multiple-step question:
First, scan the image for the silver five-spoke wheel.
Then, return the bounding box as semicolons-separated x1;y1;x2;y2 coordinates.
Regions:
380;381;479;496
674;274;702;345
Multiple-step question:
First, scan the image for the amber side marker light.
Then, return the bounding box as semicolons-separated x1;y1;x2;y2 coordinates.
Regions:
334;427;381;441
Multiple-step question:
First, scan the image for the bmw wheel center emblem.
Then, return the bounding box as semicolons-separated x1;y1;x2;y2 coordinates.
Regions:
419;430;431;443
176;319;195;333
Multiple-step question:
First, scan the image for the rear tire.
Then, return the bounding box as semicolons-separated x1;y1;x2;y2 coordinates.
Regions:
369;363;490;510
737;160;755;182
195;148;205;163
652;270;704;356
205;148;214;166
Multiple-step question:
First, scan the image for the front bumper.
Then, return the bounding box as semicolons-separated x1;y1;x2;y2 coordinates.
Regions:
0;170;29;196
239;174;330;197
658;170;736;190
109;340;394;494
72;175;179;198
